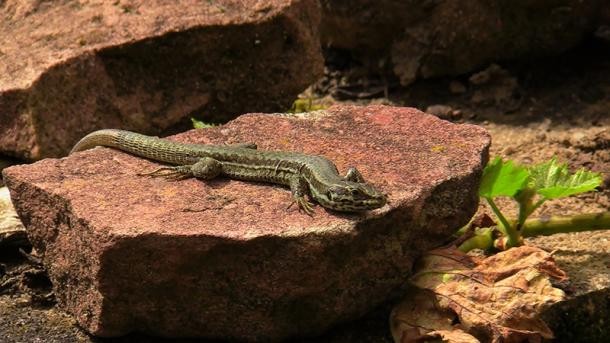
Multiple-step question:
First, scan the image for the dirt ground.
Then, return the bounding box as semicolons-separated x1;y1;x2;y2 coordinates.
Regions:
1;38;609;342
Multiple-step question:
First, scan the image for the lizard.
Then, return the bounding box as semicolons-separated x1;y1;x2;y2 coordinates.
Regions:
70;129;387;214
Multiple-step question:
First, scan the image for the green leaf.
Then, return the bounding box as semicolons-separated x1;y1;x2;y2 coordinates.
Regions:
528;158;602;199
479;157;530;198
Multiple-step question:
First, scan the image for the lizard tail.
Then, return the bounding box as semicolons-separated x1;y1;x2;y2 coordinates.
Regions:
70;129;123;154
70;129;197;165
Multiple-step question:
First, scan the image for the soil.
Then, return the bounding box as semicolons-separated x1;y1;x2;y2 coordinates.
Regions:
1;38;609;342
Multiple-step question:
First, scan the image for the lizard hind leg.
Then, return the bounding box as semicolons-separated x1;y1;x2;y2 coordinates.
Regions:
137;165;193;180
190;157;223;180
138;157;222;181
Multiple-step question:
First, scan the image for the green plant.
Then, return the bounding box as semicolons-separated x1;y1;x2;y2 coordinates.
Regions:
459;157;607;252
191;117;217;129
287;98;327;113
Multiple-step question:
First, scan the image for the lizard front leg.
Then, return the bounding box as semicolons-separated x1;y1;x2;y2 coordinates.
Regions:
138;157;223;180
287;176;315;215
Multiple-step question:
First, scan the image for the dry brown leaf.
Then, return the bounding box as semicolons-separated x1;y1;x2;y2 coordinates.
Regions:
390;288;481;342
391;246;566;343
423;329;480;343
390;288;459;342
0;187;28;248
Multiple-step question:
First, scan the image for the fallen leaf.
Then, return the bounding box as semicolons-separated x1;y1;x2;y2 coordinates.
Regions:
423;329;480;343
391;246;566;343
0;187;28;248
391;288;458;342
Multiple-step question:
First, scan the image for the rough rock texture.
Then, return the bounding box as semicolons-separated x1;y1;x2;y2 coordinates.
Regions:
0;0;322;160
320;0;604;85
3;105;490;341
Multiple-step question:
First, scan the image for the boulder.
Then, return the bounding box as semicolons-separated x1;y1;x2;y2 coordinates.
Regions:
3;105;490;340
320;0;604;85
0;0;322;160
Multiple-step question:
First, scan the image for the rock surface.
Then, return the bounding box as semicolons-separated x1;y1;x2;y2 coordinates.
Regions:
3;105;490;340
0;0;322;160
320;0;604;85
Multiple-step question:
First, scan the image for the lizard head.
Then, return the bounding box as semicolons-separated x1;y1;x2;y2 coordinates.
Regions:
318;181;387;212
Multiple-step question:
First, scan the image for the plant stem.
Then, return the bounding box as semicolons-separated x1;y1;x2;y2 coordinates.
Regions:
485;197;519;246
452;220;472;238
529;198;547;215
521;211;610;237
458;228;494;252
515;189;536;229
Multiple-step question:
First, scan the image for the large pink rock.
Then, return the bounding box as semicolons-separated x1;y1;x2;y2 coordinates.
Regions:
0;0;322;160
3;105;490;340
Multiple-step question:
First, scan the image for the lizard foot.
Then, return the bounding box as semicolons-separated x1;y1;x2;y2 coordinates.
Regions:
287;196;315;216
137;166;192;181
